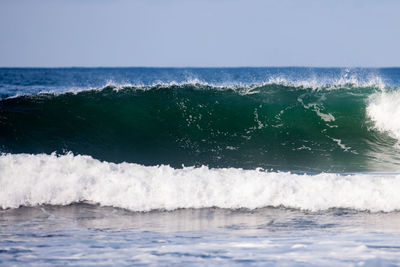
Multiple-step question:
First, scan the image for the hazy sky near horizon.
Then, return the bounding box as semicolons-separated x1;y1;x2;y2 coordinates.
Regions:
0;0;399;67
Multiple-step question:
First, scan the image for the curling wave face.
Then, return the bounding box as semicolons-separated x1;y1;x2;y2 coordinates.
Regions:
1;153;400;212
1;82;400;172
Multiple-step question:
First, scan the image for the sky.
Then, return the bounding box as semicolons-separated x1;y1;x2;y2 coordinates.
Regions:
0;0;399;67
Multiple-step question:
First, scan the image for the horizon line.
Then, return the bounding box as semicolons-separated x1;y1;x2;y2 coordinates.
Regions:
1;65;400;69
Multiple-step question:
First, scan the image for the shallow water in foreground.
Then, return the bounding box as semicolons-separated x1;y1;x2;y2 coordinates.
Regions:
1;204;400;266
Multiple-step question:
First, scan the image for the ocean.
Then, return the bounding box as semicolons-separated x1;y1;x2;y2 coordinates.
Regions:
1;67;400;266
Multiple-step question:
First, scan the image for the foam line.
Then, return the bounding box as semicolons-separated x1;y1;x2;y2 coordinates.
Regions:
1;153;400;212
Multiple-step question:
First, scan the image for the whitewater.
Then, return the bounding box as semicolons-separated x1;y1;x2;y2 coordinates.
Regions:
1;153;400;212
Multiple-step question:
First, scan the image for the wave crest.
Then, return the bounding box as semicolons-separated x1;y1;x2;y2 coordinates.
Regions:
87;75;388;94
1;74;388;100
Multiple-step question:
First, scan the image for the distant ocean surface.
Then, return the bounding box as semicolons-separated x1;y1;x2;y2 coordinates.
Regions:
1;67;400;266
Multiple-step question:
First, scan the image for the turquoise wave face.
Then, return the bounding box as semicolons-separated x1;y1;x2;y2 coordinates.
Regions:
0;84;399;172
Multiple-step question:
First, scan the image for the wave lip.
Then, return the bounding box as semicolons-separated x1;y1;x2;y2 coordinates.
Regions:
0;73;389;100
1;153;400;212
42;75;389;94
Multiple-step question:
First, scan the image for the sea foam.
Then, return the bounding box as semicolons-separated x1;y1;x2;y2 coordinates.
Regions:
367;90;400;142
1;153;400;212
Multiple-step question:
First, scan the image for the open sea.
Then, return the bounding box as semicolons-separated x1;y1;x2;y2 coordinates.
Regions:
1;67;400;266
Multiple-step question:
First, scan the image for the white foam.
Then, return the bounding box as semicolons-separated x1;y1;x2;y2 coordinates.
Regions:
264;74;385;91
367;90;400;142
1;153;400;212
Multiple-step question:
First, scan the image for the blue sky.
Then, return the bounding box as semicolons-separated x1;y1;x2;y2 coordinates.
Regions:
0;0;399;67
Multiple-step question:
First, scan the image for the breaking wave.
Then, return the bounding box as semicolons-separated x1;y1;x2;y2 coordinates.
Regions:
1;82;400;172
